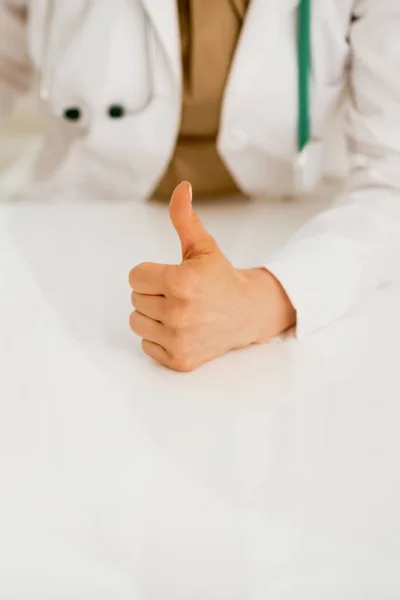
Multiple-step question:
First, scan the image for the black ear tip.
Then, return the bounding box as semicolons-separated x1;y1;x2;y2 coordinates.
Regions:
63;107;81;121
108;104;126;119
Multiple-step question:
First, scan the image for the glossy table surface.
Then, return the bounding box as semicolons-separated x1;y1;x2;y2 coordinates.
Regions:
1;188;399;599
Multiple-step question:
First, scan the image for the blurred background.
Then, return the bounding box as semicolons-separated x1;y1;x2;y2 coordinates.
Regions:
0;92;40;172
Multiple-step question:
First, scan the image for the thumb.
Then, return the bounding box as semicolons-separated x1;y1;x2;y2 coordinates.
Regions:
169;181;217;261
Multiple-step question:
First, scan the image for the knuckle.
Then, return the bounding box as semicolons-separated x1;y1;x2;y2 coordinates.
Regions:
166;268;197;300
169;336;195;372
129;262;151;288
165;302;191;329
128;265;140;288
141;338;153;356
175;362;195;373
172;353;196;373
129;311;140;333
165;308;181;330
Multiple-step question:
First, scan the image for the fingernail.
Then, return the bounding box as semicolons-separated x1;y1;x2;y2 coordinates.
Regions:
184;181;192;203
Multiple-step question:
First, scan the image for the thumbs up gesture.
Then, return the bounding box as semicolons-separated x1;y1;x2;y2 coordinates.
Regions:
129;182;295;371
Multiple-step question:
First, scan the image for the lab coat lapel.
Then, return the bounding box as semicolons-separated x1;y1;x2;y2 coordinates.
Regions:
224;0;299;114
140;0;181;81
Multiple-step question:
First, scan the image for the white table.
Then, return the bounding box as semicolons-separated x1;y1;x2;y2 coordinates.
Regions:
1;190;399;599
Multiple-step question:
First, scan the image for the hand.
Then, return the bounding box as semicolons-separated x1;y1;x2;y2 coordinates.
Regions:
129;182;296;372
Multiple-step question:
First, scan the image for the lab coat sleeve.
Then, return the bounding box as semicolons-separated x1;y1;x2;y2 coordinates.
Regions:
0;1;32;124
265;0;400;338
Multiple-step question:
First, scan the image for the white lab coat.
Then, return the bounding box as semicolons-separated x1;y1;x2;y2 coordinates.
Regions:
1;0;400;337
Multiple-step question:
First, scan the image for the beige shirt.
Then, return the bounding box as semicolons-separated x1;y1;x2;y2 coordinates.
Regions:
155;0;250;198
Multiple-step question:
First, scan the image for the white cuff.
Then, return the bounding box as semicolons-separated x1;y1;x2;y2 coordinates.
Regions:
265;233;367;339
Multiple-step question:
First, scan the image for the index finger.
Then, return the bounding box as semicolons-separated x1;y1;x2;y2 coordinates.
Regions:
129;262;169;295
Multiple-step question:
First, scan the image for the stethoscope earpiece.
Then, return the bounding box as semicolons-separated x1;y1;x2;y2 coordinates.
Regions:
63;107;82;121
62;104;127;121
60;103;129;124
108;104;126;119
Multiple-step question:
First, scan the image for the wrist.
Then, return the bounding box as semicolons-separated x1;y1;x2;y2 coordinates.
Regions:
241;267;296;343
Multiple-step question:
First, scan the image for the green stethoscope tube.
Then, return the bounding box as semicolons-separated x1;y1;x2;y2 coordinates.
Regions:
297;0;311;153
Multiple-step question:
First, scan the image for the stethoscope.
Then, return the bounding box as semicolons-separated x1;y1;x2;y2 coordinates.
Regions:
295;0;314;192
39;0;313;191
